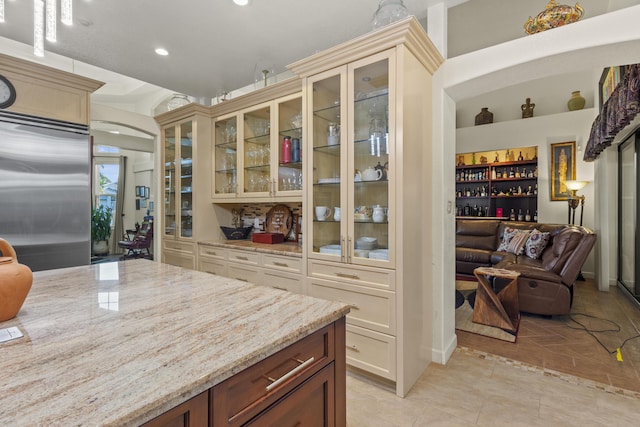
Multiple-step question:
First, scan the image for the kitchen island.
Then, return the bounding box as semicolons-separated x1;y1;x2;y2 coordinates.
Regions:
0;259;349;426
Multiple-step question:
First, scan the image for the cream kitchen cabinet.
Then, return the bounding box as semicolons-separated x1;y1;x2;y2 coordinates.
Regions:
290;17;443;397
156;105;218;269
196;243;305;294
212;82;303;203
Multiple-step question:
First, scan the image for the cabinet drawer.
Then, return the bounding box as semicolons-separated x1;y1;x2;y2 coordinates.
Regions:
346;324;396;381
163;240;195;254
211;324;334;426
262;253;303;273
227;263;261;284
198;259;227;277
244;364;334;427
227;249;260;265
198;245;227;260
309;278;395;335
308;260;395;290
262;270;304;294
163;251;195;270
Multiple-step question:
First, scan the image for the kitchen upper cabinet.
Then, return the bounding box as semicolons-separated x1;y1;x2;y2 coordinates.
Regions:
306;51;394;269
156;105;216;269
212;89;303;203
290;17;443;397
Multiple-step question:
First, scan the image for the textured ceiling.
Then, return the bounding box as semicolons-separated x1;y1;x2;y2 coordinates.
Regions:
0;0;467;101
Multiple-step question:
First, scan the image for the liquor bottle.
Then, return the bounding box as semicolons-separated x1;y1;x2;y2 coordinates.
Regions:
510;209;516;220
456;171;460;181
518;151;524;161
533;210;538;222
491;167;497;180
517;209;524;221
525;209;531;221
534;183;538;195
464;204;471;216
509;167;514;178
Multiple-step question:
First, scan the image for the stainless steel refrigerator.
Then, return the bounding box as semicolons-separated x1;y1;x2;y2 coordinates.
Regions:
0;111;91;271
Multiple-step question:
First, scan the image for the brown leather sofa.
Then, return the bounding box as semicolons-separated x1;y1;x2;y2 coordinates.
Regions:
456;219;596;316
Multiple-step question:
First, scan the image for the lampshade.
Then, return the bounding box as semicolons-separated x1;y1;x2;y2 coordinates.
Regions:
565;180;589;192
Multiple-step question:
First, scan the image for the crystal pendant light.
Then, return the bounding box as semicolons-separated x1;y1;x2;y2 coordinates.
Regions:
61;0;72;25
372;0;410;30
46;0;56;42
34;0;45;57
167;94;191;111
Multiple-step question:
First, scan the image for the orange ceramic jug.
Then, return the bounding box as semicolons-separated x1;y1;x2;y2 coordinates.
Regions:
0;238;33;322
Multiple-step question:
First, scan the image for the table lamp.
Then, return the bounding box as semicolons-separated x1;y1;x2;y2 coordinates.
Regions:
565;180;589;225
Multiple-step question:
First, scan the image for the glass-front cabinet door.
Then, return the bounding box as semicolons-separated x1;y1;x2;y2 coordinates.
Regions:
163;126;177;238
163;119;195;240
243;103;272;196
213;114;238;198
275;94;303;195
307;50;394;267
212;93;303;201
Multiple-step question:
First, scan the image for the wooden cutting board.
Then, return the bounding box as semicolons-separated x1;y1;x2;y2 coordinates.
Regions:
264;204;293;237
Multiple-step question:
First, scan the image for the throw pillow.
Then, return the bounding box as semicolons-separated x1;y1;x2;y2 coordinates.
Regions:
497;227;519;252
525;229;550;259
506;229;531;255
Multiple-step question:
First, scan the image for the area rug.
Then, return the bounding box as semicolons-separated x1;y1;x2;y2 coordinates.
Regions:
455;299;518;343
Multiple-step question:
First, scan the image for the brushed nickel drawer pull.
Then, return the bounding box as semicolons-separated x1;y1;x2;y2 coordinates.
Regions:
235;278;248;282
336;272;360;280
265;356;315;392
273;262;289;267
347;345;360;353
272;286;287;291
206;271;217;275
235;255;249;261
205;251;218;256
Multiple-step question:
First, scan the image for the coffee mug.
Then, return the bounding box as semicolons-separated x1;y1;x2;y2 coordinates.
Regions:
333;207;341;221
315;206;332;221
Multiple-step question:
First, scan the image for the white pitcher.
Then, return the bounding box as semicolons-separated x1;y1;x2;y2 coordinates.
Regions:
333;207;341;221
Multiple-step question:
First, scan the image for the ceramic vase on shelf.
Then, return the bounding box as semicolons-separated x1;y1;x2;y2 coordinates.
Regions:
474;107;493;125
0;238;33;322
567;90;586;111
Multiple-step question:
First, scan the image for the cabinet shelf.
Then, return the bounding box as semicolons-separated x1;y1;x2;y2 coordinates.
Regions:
215;168;237;174
215;141;237;150
279;161;302;169
313;104;340;122
245;134;270;145
313;144;341;155
279;127;303;138
456;153;538;217
491;194;537;199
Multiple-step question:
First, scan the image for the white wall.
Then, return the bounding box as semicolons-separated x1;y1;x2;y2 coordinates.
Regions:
431;6;640;365
456;109;597;275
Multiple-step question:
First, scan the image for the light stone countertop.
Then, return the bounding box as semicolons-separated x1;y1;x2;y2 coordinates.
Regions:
0;259;348;426
199;239;303;257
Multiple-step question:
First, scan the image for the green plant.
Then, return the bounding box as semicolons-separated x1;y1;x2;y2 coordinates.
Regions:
91;205;113;241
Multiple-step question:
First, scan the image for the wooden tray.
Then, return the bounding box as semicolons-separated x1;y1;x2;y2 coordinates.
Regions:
264;204;293;237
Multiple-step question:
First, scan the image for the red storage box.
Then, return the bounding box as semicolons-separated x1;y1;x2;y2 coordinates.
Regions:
252;233;285;244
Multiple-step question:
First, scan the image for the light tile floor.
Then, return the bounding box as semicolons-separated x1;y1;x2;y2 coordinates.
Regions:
347;347;640;426
347;278;640;426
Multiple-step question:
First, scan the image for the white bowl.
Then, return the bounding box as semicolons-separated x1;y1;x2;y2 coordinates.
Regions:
368;249;389;260
355;237;377;250
354;249;370;258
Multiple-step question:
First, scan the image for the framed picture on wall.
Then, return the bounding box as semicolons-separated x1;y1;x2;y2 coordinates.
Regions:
144;187;150;199
135;186;142;197
550;141;576;201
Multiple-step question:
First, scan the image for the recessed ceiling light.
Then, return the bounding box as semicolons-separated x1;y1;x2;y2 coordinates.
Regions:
155;48;169;56
233;0;250;6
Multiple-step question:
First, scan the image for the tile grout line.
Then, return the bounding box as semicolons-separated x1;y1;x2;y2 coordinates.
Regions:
456;346;640;401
